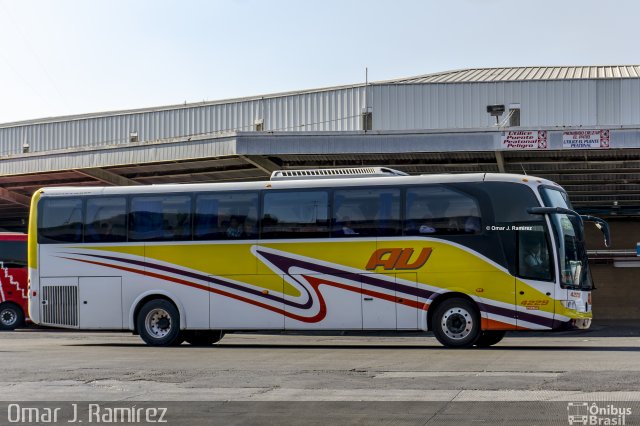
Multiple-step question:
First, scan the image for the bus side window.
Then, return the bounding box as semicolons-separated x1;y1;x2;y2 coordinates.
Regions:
38;198;84;244
261;191;330;239
130;195;192;242
333;188;401;237
404;186;481;235
84;197;127;243
194;192;259;240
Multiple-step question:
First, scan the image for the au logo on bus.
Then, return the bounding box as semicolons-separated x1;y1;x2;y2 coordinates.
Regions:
365;248;432;271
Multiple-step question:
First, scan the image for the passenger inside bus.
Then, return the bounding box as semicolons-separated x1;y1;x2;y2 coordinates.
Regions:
339;217;358;235
226;216;244;238
410;199;459;234
519;231;551;279
99;222;113;237
463;215;482;233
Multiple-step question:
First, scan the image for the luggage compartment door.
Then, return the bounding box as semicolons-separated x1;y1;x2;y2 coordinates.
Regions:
79;277;123;329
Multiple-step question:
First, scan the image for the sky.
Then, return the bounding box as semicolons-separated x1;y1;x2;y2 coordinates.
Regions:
0;0;638;124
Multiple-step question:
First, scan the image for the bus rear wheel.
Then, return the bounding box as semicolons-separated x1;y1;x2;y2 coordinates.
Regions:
475;331;506;347
0;302;25;331
432;298;480;348
184;330;224;346
137;299;183;346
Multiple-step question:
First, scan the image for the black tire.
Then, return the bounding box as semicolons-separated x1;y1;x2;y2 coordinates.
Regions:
136;299;183;346
184;330;224;346
432;298;481;348
475;330;506;348
0;302;25;331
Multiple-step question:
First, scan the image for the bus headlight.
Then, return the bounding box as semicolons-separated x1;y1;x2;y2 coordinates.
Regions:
560;300;577;310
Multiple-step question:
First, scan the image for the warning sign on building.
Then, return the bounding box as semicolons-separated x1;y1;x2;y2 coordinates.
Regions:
501;131;548;150
562;130;610;149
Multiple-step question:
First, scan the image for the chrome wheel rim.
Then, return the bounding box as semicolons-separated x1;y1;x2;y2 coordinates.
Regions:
145;308;172;339
441;307;474;340
0;308;17;326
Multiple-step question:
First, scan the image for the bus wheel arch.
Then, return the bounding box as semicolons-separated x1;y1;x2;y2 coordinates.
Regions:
427;292;482;348
0;301;25;330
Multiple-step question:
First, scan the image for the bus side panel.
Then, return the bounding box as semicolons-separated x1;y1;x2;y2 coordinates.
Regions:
135;242;257;330
37;245;128;329
284;273;364;330
79;277;122;329
260;240;374;331
134;244;210;330
210;274;284;329
474;274;517;331
372;238;516;331
2;266;29;318
395;273;419;330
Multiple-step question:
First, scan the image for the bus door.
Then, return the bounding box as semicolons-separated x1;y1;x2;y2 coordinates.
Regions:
360;273;417;330
515;224;555;330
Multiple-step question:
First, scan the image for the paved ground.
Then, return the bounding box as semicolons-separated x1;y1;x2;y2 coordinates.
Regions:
2;324;640;424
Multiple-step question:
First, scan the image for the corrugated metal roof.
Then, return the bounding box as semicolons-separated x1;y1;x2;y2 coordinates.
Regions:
385;66;640;84
2;66;640;129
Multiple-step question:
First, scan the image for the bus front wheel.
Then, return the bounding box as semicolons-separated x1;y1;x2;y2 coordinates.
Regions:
0;302;25;331
137;299;183;346
432;298;481;348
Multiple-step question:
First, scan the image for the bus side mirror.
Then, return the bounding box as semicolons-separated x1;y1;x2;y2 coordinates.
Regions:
527;207;611;248
581;215;611;248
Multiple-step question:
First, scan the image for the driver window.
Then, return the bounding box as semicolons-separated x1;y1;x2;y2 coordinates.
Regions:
517;224;552;281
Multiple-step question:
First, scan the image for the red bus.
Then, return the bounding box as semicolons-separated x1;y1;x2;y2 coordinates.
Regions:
0;233;28;330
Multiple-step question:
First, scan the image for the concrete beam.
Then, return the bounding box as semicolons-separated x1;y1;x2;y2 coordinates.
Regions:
0;187;31;207
239;155;280;175
74;168;142;186
495;151;506;173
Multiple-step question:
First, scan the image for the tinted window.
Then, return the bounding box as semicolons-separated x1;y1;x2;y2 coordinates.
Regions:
261;191;330;238
483;182;541;222
518;224;552;281
195;192;259;240
0;241;27;268
405;186;481;235
333;188;401;237
130;195;192;241
39;198;83;243
85;197;127;243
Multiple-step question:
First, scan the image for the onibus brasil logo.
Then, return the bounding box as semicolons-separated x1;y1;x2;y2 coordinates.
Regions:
567;402;632;425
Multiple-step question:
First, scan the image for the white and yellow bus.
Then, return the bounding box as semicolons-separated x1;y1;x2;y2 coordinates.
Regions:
27;168;610;348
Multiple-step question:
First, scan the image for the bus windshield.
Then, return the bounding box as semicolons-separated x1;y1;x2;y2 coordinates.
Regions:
540;187;592;290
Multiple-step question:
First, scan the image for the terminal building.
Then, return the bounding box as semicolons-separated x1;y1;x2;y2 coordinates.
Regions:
1;65;638;320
